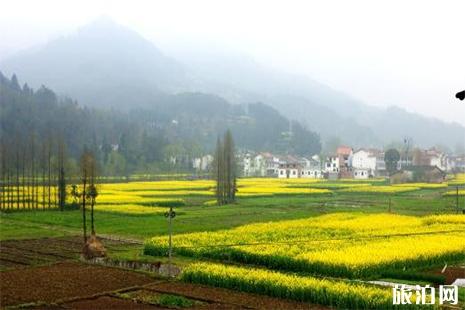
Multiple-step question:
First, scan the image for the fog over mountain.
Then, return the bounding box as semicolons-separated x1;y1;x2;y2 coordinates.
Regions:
1;18;464;149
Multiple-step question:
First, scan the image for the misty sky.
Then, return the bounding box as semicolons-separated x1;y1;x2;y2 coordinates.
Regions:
1;0;464;125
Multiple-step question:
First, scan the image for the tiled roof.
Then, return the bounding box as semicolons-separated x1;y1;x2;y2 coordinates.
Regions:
337;145;353;155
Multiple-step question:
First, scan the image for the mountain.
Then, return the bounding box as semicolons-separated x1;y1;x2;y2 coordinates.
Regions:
2;18;464;149
170;48;465;148
0;72;322;164
0;17;191;108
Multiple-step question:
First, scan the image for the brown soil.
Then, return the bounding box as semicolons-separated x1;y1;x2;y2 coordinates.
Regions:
431;266;465;284
1;262;324;309
146;282;327;310
66;296;168;309
124;289;244;310
0;261;154;307
0;236;132;269
0;236;327;309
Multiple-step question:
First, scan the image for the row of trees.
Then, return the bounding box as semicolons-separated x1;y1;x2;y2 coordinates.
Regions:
0;136;102;245
0;134;67;211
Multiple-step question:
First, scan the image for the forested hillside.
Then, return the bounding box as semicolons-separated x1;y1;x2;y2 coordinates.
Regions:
0;73;321;176
2;18;463;149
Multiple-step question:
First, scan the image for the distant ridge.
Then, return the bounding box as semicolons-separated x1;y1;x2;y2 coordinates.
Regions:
1;18;464;149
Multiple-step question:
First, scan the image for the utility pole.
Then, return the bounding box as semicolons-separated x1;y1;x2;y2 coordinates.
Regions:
165;206;176;277
403;137;412;168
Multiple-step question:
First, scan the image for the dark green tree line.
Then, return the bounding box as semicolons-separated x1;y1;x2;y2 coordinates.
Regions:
1;72;322;181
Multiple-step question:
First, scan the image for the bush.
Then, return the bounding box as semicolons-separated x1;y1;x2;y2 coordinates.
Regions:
63;202;80;211
158;294;194;308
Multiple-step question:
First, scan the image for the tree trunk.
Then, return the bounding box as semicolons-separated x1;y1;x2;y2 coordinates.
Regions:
82;176;87;243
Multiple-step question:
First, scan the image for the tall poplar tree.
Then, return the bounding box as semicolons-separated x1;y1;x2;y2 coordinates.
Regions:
57;139;67;211
213;130;236;205
223;130;236;203
80;149;94;243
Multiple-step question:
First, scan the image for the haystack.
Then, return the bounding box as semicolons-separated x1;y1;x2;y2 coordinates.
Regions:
82;234;106;259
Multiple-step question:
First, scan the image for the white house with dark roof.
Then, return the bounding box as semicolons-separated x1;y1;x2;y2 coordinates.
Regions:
300;155;323;178
352;148;385;179
278;161;302;178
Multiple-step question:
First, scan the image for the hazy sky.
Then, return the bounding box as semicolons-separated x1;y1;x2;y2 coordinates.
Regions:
1;0;464;125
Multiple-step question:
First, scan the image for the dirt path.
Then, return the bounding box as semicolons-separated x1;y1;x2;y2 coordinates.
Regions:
0;236;131;269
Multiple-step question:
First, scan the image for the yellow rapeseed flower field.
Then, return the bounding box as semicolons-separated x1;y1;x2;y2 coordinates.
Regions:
94;204;167;214
443;189;465;196
237;186;330;195
392;183;447;189
448;173;465;186
182;262;394;309
4;177;449;212
340;185;419;194
145;213;465;278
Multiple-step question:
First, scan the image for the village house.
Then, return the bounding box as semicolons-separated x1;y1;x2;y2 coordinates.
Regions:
323;155;339;180
323;146;352;179
192;154;213;171
447;155;465;172
336;145;353;178
276;154;323;179
412;148;448;171
324;155;339;173
241;146;462;180
300;155;323;178
242;152;281;177
352;149;385;179
278;161;302;178
251;153;267;176
242;152;255;176
262;153;281;176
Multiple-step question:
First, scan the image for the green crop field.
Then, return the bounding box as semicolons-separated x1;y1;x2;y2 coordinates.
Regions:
1;176;464;308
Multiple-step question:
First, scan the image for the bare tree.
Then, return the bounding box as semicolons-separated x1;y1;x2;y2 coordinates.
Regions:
213;137;224;205
15;143;20;210
48;139;52;209
0;141;3;210
41;142;47;210
79;149;95;243
57;139;67;211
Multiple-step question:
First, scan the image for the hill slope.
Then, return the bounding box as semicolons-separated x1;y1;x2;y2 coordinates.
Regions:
0;17;191;108
1;18;463;148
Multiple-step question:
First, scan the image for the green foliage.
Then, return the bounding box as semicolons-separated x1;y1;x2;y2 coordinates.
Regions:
0;73;321;178
63;202;80;211
380;269;446;285
156;200;186;208
182;262;398;309
384;148;400;175
213;130;237;205
157;294;194;308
